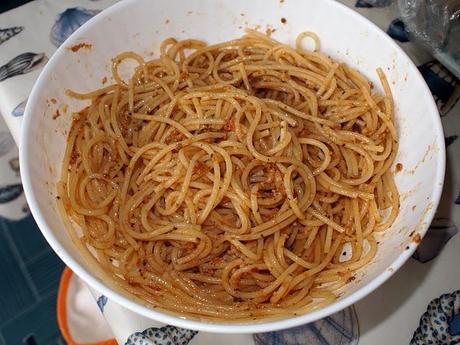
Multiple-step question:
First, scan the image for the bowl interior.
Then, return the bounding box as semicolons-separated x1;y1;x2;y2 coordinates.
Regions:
20;0;445;333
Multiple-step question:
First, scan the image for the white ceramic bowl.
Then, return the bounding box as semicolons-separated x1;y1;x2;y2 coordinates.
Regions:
20;0;445;334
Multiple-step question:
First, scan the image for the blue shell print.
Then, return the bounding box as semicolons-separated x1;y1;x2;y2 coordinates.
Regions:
411;290;460;344
253;306;359;345
125;326;198;345
12;98;27;117
0;53;47;82
50;7;100;47
0;26;24;45
96;295;108;312
0;184;23;204
355;0;392;8
387;19;410;43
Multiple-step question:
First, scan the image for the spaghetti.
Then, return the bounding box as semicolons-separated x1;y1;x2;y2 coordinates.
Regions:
57;30;399;320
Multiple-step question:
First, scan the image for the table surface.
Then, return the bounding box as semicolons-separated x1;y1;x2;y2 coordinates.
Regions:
1;1;459;344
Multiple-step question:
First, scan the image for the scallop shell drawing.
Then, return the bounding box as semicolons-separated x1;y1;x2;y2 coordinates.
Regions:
0;53;47;82
50;7;101;47
253;307;359;345
0;184;23;204
355;0;392;8
12;98;27;117
96;295;108;312
125;326;198;345
411;290;460;344
0;26;24;45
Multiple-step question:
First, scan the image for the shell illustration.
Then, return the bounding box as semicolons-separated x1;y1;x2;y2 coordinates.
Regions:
0;131;15;157
50;7;101;47
0;26;24;45
387;19;410;42
253;307;359;345
355;0;392;8
411;290;460;344
96;295;108;312
0;184;23;204
125;326;198;345
0;53;47;82
11;98;27;117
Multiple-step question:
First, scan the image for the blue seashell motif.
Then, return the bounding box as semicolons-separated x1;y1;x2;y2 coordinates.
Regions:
387;19;410;43
0;184;23;203
12;98;27;117
50;7;100;47
0;26;24;45
96;295;108;312
418;60;460;116
253;307;359;345
412;218;458;263
0;53;47;82
355;0;392;8
411;290;460;344
125;325;198;345
0;131;15;157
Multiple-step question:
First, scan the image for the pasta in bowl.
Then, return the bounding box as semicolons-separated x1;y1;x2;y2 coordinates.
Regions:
58;30;399;320
20;0;444;333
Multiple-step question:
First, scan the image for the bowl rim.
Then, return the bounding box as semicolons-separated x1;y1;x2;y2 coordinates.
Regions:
19;0;446;334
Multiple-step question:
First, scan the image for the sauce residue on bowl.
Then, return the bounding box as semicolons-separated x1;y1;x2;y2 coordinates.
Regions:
68;43;92;52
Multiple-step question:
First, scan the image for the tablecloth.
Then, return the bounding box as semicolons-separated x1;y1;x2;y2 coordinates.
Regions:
1;1;460;344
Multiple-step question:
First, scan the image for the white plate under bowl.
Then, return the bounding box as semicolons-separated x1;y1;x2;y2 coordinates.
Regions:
19;0;445;334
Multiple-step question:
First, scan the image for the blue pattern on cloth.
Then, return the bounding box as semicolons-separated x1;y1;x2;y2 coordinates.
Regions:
0;184;23;203
11;98;27;117
253;307;359;345
355;0;392;8
411;291;460;344
50;7;100;47
0;26;23;45
386;19;410;42
125;326;198;345
0;52;47;82
96;295;108;312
